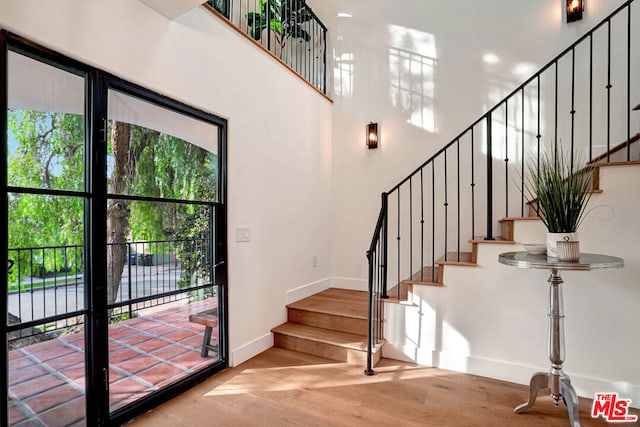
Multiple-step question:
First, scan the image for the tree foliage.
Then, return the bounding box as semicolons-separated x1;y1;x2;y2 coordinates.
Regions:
7;109;218;297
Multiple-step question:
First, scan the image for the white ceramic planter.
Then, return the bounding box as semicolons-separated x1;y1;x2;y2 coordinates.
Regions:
546;232;578;258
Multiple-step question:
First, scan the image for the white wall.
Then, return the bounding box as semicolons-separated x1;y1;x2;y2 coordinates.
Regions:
307;0;633;282
0;0;333;366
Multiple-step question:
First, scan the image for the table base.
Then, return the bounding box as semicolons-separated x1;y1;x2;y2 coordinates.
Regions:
515;370;580;426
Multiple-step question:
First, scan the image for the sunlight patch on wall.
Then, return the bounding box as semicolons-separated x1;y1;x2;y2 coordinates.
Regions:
441;321;470;372
333;15;354;100
388;25;438;133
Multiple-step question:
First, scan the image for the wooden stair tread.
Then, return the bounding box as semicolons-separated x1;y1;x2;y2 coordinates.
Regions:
287;288;368;319
592;160;640;167
436;252;476;266
401;279;442;287
272;323;368;351
469;237;516;244
500;216;541;221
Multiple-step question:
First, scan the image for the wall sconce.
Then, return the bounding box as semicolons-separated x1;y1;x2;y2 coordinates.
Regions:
566;0;584;23
366;122;379;149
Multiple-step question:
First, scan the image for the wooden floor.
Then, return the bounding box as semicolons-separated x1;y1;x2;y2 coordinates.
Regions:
128;348;637;426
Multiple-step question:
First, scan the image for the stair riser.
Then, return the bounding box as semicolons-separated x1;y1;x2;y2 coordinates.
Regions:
288;308;367;335
274;333;379;366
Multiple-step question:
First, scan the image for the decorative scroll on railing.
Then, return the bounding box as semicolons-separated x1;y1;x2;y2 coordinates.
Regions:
206;0;327;94
365;0;640;373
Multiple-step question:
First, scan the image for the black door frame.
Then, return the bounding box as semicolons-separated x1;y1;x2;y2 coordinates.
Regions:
0;31;228;426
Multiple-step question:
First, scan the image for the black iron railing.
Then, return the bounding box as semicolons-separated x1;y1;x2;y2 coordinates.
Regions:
365;0;640;373
7;238;212;344
205;0;327;94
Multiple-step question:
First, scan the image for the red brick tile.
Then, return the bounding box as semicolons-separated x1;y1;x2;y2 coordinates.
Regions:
163;329;196;342
9;364;48;385
138;362;184;386
45;351;84;371
59;332;84;344
118;333;152;346
10;375;65;400
21;339;63;354
135;338;170;353
169;349;216;370
130;319;163;331
60;365;86;382
118;355;159;375
31;345;76;363
109;349;140;364
150;344;189;360
108;327;135;339
10;356;36;370
109;377;149;407
108;341;123;352
108;368;125;383
179;335;205;350
9;349;25;359
9;402;29;424
145;324;175;336
24;384;83;414
37;397;85;426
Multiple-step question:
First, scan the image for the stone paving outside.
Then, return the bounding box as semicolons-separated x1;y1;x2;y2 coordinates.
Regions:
7;299;219;427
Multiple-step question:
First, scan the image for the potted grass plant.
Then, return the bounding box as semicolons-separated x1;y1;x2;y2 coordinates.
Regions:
526;145;595;257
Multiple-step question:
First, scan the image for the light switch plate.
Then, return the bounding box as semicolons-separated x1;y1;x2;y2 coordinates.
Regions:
236;227;250;243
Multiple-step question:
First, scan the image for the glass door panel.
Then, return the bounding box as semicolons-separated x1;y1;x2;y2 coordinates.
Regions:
6;50;87;426
106;89;220;413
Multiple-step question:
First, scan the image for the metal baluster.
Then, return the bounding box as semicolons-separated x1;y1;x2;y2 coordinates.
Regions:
521;88;525;217
505;102;509;218
457;139;461;261
42;248;46;320
537;75;541;216
554;62;559;163
420;169;424;281
127;243;132;316
323;27;327;94
266;0;271;51
607;19;612;161
382;193;389;299
627;4;632;161
444;149;448;260
409;177;413;288
471;128;476;238
397;189;400;291
589;34;594;162
432;162;435;281
570;47;576;172
486;113;494;240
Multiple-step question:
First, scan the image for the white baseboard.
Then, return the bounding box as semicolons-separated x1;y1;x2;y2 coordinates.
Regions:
286;277;332;304
383;343;640;405
331;277;367;291
230;332;273;367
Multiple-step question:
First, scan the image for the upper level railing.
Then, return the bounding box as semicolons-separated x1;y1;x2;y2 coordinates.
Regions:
365;0;640;374
206;0;327;94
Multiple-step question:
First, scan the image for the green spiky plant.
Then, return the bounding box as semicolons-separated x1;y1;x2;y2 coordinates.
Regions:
525;146;595;233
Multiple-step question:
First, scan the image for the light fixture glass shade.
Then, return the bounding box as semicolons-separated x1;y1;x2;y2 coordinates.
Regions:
566;0;584;23
366;122;379;149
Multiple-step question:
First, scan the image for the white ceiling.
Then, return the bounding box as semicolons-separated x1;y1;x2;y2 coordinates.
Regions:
137;0;206;20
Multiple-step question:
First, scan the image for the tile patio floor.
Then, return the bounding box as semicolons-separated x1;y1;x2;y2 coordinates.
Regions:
8;299;219;427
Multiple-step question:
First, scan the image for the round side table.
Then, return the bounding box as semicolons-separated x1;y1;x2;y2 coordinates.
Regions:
498;251;623;427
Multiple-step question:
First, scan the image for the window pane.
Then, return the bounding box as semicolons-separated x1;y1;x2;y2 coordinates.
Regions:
107;90;219;202
7;51;85;192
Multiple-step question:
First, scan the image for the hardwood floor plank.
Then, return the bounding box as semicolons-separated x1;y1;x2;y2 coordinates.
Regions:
129;348;638;427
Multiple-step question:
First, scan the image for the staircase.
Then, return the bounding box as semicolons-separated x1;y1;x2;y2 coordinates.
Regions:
271;288;383;365
365;0;640;374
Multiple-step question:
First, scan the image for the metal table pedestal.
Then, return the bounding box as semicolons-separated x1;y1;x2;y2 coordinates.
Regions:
498;252;623;427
